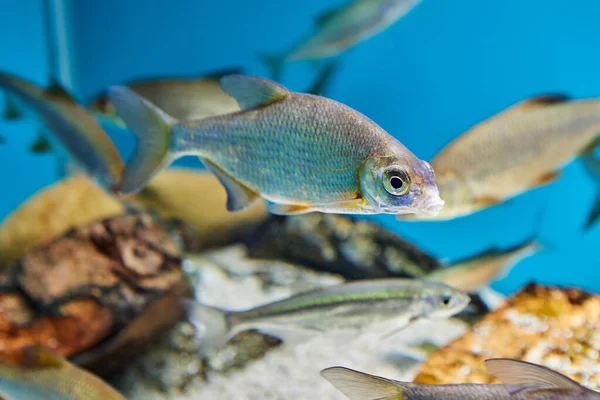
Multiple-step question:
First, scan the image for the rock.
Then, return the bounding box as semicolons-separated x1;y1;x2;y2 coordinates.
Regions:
414;283;600;390
0;214;189;373
112;245;469;399
0;169;268;263
245;214;440;280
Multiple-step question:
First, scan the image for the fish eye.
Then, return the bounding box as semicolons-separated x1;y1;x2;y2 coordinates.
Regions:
382;167;411;196
439;294;453;307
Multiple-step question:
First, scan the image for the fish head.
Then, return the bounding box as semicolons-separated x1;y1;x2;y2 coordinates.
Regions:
416;282;470;319
359;151;444;216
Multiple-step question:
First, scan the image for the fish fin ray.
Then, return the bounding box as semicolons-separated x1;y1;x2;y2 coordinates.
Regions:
181;299;231;353
531;171;561;187
108;86;177;194
2;95;23;120
201;158;260;211
267;203;317;215
485;359;583;390
321;367;405;400
220;75;289;110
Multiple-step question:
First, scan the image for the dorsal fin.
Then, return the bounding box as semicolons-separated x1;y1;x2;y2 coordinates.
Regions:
321;367;405;400
512;94;569;111
219;75;289;110
24;346;65;369
46;80;75;101
485;359;583;391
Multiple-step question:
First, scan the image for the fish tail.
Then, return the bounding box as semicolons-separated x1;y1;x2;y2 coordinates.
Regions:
108;86;178;195
181;299;231;353
259;53;284;82
321;367;405;399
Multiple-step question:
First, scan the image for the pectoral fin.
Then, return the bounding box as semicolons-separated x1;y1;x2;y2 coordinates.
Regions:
321;367;405;400
532;171;561;187
202;158;260;212
485;358;584;394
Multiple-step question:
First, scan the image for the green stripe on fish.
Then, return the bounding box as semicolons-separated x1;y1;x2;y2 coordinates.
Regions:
109;74;444;216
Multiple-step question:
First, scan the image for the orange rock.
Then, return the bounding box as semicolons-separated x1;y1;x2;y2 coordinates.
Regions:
415;283;600;390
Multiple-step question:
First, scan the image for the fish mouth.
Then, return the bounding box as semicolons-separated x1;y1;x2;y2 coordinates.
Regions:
416;196;445;216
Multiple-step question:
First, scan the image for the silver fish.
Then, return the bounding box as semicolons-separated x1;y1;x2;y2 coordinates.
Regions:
0;72;124;189
0;346;125;400
184;279;469;353
262;0;421;80
427;239;541;293
399;94;600;221
108;75;443;216
322;358;600;399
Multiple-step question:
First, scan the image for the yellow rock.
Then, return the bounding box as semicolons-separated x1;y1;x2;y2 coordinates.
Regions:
0;169;268;264
127;168;268;248
0;176;124;264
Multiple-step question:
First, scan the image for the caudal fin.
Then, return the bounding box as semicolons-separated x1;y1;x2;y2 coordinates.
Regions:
108;86;177;195
181;299;231;354
321;367;405;400
259;53;285;82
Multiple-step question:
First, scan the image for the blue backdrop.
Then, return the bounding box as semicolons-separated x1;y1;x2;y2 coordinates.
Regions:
0;0;598;294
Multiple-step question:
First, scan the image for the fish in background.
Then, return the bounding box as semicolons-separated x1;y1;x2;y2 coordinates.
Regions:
322;358;600;399
398;94;600;221
581;150;600;230
184;279;469;354
0;346;125;400
89;63;339;128
261;0;421;80
427;238;542;293
108;74;444;216
0;72;124;189
88;68;243;126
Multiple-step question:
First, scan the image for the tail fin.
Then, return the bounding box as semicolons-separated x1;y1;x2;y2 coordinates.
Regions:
259;53;284;82
108;86;177;195
181;299;231;354
321;367;405;400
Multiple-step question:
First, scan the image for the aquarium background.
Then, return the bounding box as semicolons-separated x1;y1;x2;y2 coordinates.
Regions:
0;0;598;294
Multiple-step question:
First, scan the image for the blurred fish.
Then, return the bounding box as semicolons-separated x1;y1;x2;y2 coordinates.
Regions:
184;279;469;353
0;346;125;399
322;358;600;399
0;72;124;189
109;75;443;215
261;0;421;80
581;151;600;230
89;68;243;125
399;94;600;221
427;239;541;292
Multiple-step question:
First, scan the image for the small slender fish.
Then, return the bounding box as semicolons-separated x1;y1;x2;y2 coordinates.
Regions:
426;239;541;292
88;68;243;125
581;151;600;230
322;358;600;399
399;94;600;221
0;72;124;189
0;346;125;400
262;0;421;80
109;75;443;216
185;279;469;353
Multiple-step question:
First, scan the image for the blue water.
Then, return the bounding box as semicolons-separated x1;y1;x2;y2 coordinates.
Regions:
1;0;598;294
